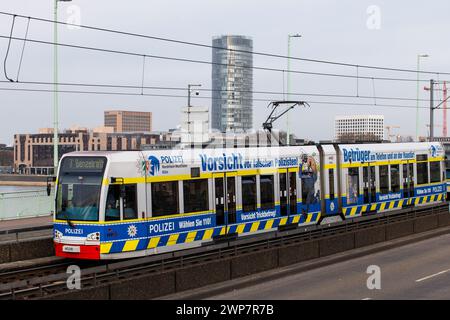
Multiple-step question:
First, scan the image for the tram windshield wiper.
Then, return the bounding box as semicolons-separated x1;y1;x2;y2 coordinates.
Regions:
61;206;75;228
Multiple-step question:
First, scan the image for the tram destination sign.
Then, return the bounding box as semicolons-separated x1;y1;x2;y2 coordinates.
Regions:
62;157;106;173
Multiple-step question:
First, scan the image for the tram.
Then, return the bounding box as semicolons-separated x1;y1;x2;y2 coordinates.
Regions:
53;142;446;260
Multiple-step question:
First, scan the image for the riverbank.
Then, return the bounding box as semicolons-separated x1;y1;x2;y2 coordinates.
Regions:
0;174;48;187
0;181;47;187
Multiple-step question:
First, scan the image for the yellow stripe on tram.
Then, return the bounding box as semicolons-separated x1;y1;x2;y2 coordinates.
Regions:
250;222;260;232
203;229;214;240
147;237;160;249
100;242;113;254
265;219;274;230
167;234;179;246
123;239;139;252
185;231;197;243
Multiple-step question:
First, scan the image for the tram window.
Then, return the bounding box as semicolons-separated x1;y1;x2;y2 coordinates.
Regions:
379;165;389;194
347;168;359;204
242;175;257;212
329;169;335;200
123;185;137;220
390;165;400;193
430;161;441;183
105;185;120;221
191;167;200;178
151;181;179;217
183;179;209;213
417;154;428;162
417;162;429;185
260;175;275;210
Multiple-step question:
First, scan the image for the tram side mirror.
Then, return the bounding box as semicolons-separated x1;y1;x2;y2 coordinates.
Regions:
111;177;124;184
111;177;126;198
46;176;56;196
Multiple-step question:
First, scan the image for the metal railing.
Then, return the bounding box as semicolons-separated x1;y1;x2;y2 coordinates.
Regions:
0;202;448;299
0;190;53;220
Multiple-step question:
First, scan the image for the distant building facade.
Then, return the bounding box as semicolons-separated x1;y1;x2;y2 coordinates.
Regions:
0;144;13;174
14;128;168;175
180;106;210;145
104;110;152;133
212;35;253;133
335;115;385;142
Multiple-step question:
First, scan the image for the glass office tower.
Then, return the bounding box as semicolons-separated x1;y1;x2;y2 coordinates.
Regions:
212;35;253;132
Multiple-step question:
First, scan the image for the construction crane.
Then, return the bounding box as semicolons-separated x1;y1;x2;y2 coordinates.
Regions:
424;81;448;137
385;125;400;141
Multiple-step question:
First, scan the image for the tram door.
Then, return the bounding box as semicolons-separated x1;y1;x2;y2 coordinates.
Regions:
214;173;236;227
403;162;414;199
363;164;376;205
279;169;297;216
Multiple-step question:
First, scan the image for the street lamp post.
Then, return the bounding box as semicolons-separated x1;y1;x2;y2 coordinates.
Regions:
416;54;429;141
53;0;72;175
187;84;201;140
287;34;301;146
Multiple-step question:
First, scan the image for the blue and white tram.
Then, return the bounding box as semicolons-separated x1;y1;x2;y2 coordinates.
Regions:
337;143;446;217
52;142;446;260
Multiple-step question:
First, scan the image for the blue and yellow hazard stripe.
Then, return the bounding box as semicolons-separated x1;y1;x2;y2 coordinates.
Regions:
100;212;321;254
343;193;445;217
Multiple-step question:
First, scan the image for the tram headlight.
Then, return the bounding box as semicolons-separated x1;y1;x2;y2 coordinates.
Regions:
86;232;100;241
54;230;63;240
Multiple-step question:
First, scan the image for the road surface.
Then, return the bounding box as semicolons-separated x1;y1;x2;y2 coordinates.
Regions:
207;233;450;299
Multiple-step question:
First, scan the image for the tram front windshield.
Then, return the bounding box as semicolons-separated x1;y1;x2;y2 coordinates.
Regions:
56;157;106;222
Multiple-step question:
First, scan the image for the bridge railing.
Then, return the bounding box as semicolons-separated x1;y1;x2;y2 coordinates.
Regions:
0;190;53;220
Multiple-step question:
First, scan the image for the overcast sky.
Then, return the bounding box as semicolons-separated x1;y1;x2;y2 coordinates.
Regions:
0;0;449;145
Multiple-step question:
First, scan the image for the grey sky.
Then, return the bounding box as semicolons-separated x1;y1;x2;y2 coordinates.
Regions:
0;0;449;145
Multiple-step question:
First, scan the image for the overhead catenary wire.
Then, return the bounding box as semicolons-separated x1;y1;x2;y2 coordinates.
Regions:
0;79;432;102
16;16;30;82
0;86;436;110
3;15;16;82
0;10;448;77
0;34;444;84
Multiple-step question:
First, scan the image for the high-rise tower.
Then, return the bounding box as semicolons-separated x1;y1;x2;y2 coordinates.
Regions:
211;35;253;132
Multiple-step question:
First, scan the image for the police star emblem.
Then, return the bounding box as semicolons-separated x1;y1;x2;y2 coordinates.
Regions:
127;225;138;237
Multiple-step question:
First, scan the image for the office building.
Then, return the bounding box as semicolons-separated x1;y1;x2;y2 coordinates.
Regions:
335;115;385;142
104;110;153;133
14;128;168;175
0;144;13;174
211;35;253;132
